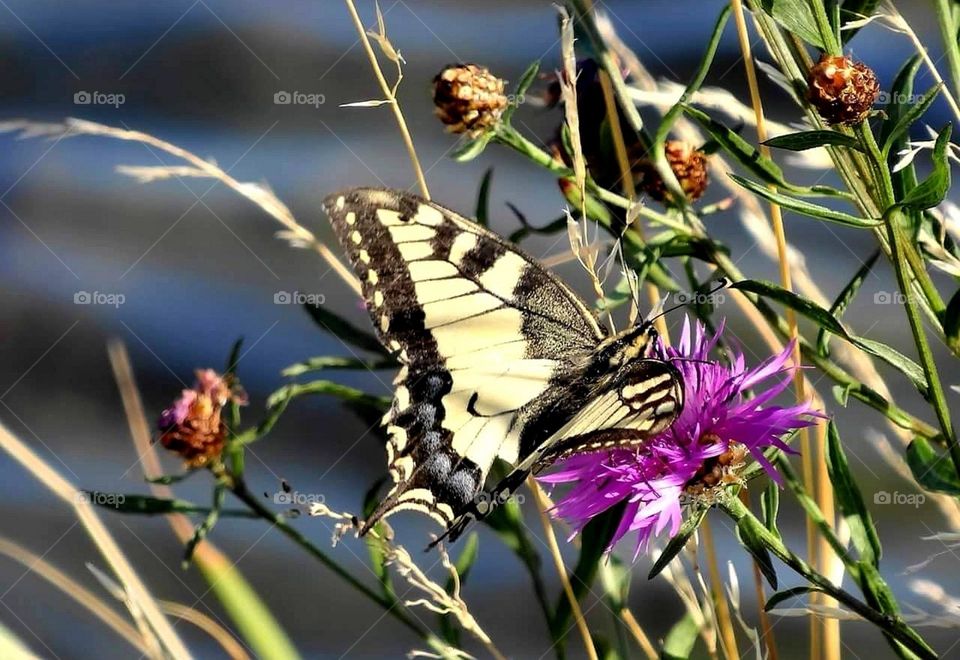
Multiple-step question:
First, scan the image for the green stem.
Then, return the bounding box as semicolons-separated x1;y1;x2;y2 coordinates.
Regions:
885;208;960;475
722;497;937;659
807;0;841;53
228;479;440;646
934;0;960;101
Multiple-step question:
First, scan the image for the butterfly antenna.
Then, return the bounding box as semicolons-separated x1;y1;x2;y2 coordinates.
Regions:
645;277;731;325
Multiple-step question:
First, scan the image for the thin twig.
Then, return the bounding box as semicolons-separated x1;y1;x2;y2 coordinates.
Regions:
343;0;430;199
527;477;598;660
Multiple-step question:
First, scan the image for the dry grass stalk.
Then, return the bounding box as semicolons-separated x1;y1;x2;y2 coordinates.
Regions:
0;420;190;659
0;118;361;296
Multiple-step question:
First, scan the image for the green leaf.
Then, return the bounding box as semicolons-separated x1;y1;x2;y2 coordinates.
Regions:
303;303;388;357
760;0;826;48
729;174;881;228
764;585;827;611
649;507;708;579
507;207;567;244
825;421;882;566
146;470;200;485
735;516;778;589
655;6;731;147
184;485;225;565
503;59;540;124
880;56;922;148
817;250;880;356
552;504;624;651
761;482;781;540
881;83;944;158
906;437;960;494
475;168;493;226
451;132;494;162
900;123;953;211
731;279;928;395
266;381;390;428
84;492;208;515
281;356;395;377
683;106;789;188
764;130;864;152
224;337;244;375
945;288;960;353
660;611;699;660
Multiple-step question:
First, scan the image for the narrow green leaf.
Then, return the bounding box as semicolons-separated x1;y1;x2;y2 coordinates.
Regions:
764;585;827;611
900;123;953;211
146;470;200;485
732;279;928;394
735;517;779;589
760;0;826;48
224;337;244;375
281;356;394;377
655;6;731;147
475;168;493;227
880;56;922;148
649;507;708;579
303;303;388;357
817;250;880;356
503;59;540;124
660;611;700;660
266;381;389;421
881;83;944;158
764;130;863;152
761;482;781;540
84;492;210;515
184;485;225;565
683;106;789;187
729;174;881;228
552;505;624;649
825;421;882;566
451;132;494;162
906;437;960;494
945;288;960;353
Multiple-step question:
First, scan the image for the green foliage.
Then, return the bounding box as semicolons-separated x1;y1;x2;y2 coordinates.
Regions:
759;0;827;48
907;437;960;494
900;124;953;211
764;130;864;152
649;507;708;579
825;421;882;566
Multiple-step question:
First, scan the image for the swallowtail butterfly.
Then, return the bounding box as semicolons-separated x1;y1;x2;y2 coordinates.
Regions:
323;188;683;542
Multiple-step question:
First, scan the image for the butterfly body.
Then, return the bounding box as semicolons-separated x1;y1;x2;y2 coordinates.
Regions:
322;188;683;541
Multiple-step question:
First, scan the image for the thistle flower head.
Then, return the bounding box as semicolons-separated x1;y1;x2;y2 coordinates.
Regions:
157;369;247;467
540;318;820;556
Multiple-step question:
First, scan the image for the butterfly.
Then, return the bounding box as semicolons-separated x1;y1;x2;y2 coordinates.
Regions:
323;188;683;543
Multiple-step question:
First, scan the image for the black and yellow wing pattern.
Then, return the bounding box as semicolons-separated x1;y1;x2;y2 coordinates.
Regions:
322;188;683;540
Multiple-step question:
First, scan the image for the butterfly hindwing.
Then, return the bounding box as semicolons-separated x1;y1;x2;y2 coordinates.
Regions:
322;188;606;532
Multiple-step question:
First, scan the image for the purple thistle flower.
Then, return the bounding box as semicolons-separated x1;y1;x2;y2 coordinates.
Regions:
539;317;821;557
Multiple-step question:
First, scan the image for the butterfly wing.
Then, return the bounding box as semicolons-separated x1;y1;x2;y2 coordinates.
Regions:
322;188;605;532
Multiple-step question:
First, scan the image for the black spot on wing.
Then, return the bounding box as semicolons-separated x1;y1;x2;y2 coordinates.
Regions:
431;221;459;262
458;239;506;278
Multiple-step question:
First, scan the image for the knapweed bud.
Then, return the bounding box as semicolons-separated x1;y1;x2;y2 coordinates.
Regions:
634;141;709;203
807;55;879;126
432;64;508;136
157;369;247;467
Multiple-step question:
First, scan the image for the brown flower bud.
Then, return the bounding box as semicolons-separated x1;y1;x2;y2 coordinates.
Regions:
807;55;879;126
432;64;508;136
634;141;709;203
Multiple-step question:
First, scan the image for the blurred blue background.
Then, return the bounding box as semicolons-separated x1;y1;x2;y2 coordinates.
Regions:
0;1;957;657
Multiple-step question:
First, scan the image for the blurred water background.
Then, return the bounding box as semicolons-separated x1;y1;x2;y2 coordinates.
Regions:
0;1;957;657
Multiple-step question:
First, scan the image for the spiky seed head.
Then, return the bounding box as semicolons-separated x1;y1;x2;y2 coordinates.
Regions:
807;54;879;126
432;64;508;136
634;140;709;203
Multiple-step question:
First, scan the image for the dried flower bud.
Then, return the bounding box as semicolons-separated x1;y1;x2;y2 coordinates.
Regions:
807;55;879;126
157;369;247;467
432;64;508;136
634;140;709;203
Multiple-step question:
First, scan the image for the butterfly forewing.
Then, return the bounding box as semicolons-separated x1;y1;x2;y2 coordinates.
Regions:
322;188;607;532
